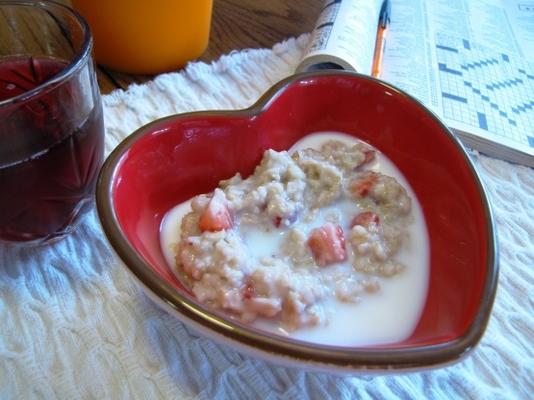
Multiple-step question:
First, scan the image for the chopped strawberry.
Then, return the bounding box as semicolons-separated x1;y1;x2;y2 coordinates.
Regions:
351;211;380;228
361;150;376;166
241;279;255;300
351;173;378;197
198;189;233;232
273;212;297;228
307;223;347;267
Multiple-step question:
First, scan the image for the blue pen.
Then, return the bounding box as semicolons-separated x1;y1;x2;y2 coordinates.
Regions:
372;0;391;77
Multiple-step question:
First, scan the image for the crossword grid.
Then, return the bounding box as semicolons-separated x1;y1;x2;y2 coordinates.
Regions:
435;33;534;148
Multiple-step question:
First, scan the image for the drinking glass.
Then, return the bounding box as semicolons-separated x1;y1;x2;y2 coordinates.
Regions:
71;0;213;74
0;0;105;245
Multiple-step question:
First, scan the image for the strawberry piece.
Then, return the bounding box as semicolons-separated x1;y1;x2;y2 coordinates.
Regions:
351;173;378;197
307;223;347;267
273;212;297;228
198;189;233;232
241;279;255;300
350;211;380;228
361;150;376;166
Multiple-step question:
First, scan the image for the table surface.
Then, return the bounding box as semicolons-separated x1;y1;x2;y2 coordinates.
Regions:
95;0;323;94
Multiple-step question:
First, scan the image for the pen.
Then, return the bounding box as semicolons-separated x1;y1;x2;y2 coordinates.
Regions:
372;0;391;78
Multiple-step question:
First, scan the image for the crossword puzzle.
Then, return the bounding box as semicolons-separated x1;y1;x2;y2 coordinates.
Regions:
435;33;534;148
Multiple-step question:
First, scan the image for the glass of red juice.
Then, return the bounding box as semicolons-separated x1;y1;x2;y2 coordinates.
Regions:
0;1;105;245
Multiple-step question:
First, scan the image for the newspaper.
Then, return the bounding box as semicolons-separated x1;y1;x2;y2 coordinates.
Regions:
297;0;534;167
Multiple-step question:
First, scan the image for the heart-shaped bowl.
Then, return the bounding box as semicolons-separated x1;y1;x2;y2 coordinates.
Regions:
96;71;498;373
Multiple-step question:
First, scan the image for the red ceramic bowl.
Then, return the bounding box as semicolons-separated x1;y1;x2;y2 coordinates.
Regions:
96;71;498;373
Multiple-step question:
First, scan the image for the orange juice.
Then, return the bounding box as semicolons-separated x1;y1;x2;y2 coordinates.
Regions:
71;0;213;74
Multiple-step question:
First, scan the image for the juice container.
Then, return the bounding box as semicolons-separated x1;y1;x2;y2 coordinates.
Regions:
71;0;213;74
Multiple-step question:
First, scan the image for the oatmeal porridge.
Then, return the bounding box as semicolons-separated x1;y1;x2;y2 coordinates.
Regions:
161;132;429;346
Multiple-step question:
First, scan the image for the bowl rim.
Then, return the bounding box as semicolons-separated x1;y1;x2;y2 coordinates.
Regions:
96;70;499;370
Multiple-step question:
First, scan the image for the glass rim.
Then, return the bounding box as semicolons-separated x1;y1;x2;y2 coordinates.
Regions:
0;0;93;108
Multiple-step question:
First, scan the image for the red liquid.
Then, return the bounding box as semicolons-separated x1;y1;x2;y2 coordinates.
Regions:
0;56;104;243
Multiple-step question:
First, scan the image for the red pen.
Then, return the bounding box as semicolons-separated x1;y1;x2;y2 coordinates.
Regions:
372;0;391;78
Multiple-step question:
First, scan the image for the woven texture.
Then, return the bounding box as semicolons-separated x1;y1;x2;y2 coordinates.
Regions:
1;35;533;399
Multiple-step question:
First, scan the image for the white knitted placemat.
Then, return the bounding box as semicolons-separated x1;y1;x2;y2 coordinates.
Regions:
1;35;533;399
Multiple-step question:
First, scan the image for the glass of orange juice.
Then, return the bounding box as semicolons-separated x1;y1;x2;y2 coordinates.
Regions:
71;0;213;74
